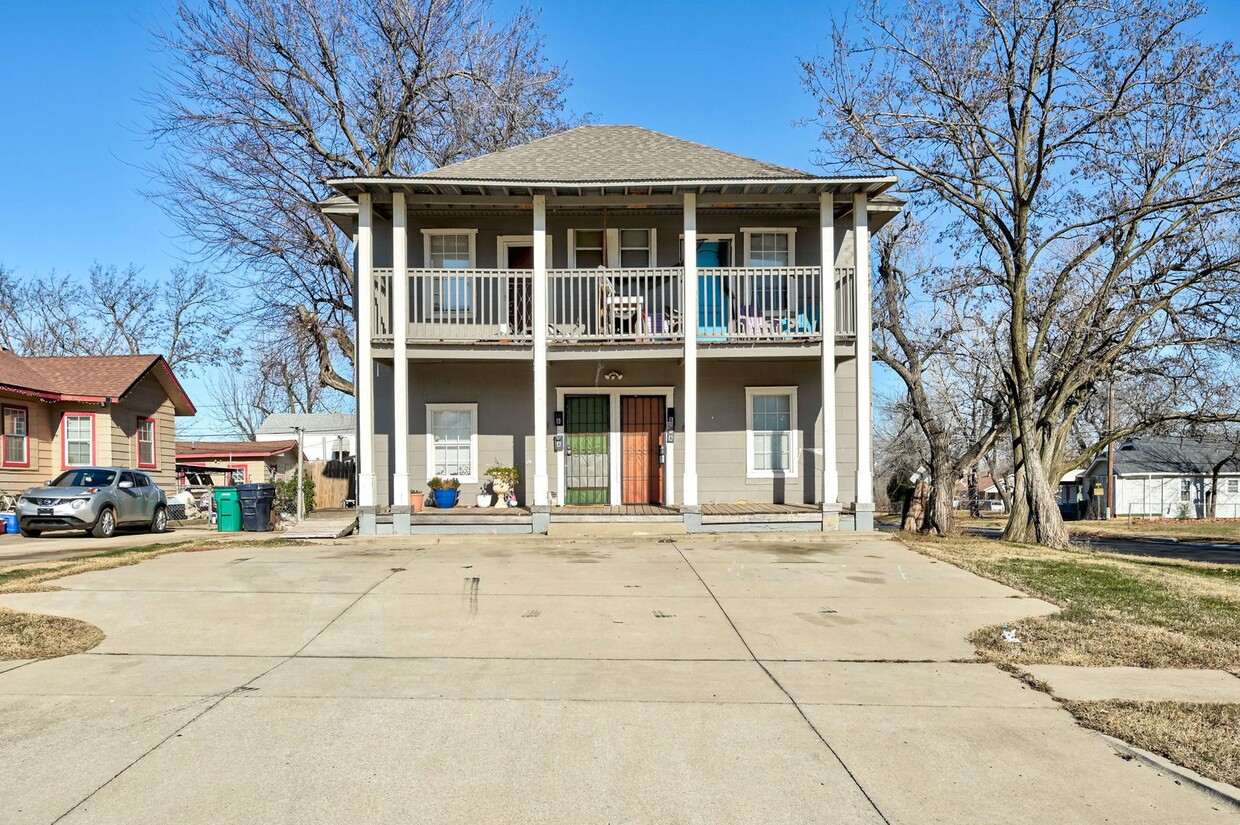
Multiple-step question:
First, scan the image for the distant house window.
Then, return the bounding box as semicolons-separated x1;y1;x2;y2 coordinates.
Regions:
1180;479;1192;503
426;403;478;483
137;418;157;469
2;405;28;467
423;230;477;316
1228;479;1239;495
63;414;94;467
746;387;797;478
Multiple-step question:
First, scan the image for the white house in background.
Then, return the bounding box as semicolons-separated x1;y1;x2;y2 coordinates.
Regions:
256;413;356;462
1083;436;1240;519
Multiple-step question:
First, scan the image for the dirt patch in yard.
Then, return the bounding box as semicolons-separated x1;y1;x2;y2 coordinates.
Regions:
1062;700;1240;789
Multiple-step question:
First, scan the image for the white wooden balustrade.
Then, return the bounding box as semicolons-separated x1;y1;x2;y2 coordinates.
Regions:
372;266;858;344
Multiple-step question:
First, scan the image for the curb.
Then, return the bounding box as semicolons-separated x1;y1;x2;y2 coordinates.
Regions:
1098;733;1240;809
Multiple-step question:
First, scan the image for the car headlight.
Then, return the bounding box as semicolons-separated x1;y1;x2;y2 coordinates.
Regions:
70;499;88;510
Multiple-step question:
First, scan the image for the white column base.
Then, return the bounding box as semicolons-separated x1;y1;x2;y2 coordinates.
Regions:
392;473;410;506
853;501;875;531
534;474;549;507
358;473;377;509
682;473;699;507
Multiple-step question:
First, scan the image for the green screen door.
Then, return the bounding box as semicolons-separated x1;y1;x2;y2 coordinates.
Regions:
565;395;609;505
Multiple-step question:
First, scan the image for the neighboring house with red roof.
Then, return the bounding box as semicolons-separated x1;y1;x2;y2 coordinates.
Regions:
175;439;299;486
0;350;196;493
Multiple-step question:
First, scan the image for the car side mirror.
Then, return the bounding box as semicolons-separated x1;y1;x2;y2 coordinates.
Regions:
119;480;134;489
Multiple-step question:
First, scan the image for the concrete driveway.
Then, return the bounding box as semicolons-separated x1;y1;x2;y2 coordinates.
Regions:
0;534;1231;824
0;525;220;567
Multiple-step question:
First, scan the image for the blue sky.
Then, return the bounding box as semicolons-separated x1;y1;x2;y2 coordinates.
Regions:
2;1;1238;437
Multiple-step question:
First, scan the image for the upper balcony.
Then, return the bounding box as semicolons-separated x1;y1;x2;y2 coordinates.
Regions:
370;266;858;350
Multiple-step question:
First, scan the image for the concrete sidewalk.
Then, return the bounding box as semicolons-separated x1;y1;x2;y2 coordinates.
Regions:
0;534;1233;824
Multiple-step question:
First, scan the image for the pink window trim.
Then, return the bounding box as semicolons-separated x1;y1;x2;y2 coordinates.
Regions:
61;412;97;469
2;404;30;468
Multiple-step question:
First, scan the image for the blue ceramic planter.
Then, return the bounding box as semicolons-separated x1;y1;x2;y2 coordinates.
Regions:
432;489;459;509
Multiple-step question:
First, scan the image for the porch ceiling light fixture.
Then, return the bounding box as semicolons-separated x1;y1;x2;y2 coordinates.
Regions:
604;370;623;381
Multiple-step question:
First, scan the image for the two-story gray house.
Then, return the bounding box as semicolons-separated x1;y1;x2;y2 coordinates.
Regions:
324;126;901;534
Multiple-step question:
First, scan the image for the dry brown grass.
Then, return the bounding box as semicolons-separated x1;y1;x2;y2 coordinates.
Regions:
0;536;309;659
1068;518;1240;543
902;533;1240;670
1062;700;1240;788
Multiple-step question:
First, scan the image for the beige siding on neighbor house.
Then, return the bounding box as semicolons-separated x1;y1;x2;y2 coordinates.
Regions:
0;392;57;492
112;374;179;490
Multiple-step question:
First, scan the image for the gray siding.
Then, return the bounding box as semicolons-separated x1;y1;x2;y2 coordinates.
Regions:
370;355;865;508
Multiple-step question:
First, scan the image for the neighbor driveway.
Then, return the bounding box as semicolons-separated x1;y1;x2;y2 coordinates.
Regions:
0;534;1231;823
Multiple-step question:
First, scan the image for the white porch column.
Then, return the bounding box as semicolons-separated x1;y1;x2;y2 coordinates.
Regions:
391;192;410;507
820;192;839;527
682;193;699;507
853;192;874;529
356;192;377;510
532;194;550;508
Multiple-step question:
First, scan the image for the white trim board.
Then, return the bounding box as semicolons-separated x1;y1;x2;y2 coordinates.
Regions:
554;386;676;507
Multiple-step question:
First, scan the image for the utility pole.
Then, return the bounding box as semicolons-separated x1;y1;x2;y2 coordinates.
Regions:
294;426;305;521
1106;382;1116;520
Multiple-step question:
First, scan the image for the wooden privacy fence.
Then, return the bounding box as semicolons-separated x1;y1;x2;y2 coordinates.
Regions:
306;460;352;510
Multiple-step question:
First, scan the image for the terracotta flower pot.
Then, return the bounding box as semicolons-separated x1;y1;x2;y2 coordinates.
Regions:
409;492;424;513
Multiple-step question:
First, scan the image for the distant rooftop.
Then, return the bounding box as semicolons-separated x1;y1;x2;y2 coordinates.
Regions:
1098;436;1240;476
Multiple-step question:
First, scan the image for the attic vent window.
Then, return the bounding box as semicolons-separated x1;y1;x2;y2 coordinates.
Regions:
1119;443;1137;451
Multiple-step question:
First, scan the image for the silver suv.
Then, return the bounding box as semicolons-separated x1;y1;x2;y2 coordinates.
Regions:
16;467;168;539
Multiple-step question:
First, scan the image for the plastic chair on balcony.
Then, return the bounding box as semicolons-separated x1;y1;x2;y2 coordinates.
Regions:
739;306;770;337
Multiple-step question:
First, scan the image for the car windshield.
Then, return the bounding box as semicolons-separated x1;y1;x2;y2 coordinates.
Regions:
51;469;116;488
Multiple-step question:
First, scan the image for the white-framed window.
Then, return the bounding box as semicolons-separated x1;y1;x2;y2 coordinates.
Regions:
1180;478;1193;503
570;228;656;268
137;417;157;468
741;228;795;267
2;405;28;467
426;403;478;483
63;413;94;467
1228;479;1239;495
745;387;797;478
422;229;477;317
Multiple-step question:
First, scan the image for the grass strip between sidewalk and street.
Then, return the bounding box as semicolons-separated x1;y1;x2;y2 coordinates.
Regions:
1068;518;1240;544
0;537;308;660
901;531;1240;789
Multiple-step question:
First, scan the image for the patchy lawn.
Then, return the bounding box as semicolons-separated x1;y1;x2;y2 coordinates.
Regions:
901;534;1240;670
1063;700;1240;789
1068;518;1240;544
0;537;308;659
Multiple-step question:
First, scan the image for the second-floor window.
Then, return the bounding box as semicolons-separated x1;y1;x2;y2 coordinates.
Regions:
741;228;796;314
570;229;655;268
423;230;476;316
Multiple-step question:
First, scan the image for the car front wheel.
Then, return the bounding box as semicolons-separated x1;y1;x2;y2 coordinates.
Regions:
150;505;168;534
19;527;41;538
91;507;116;539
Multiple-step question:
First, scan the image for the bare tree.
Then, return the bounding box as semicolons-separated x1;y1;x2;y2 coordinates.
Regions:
805;0;1240;548
873;217;1006;535
0;263;236;375
210;327;337;439
148;0;576;396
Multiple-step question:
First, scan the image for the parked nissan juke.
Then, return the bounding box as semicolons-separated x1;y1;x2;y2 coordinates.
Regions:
15;467;168;538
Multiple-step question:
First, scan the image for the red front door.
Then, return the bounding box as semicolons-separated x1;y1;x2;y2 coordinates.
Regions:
621;396;664;504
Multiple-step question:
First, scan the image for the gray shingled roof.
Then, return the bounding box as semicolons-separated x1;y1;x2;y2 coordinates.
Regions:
258;412;355;435
1101;437;1240;476
414;125;814;183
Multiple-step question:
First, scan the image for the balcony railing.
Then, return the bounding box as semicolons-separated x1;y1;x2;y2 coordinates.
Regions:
371;266;858;345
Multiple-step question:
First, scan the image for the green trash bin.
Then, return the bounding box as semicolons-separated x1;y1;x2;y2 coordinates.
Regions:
213;487;243;533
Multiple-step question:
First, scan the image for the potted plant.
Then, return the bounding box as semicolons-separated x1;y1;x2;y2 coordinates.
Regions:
475;487;492;508
428;476;460;509
409;489;425;513
485;466;521;509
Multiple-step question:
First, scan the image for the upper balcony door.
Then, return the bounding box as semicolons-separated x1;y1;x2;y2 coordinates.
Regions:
498;235;535;335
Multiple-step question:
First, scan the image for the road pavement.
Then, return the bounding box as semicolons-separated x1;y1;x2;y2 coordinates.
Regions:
0;534;1232;823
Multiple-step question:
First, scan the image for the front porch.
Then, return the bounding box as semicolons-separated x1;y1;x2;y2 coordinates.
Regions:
362;502;848;535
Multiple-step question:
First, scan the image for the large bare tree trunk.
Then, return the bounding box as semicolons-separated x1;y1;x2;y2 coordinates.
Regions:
1003;409;1070;548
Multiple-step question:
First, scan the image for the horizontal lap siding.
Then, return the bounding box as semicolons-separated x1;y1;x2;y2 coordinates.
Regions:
113;375;179;491
0;393;56;492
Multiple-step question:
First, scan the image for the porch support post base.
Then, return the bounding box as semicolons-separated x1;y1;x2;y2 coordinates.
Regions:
391;505;411;534
680;505;702;531
853;502;875;531
358;506;378;535
532;505;551;534
821;502;841;531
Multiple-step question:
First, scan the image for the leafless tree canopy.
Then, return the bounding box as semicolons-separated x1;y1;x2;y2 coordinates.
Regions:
148;0;576;395
210;328;335;439
806;0;1240;548
0;262;236;375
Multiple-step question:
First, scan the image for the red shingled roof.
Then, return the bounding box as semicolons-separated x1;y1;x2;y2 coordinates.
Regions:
175;440;298;460
0;351;196;415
